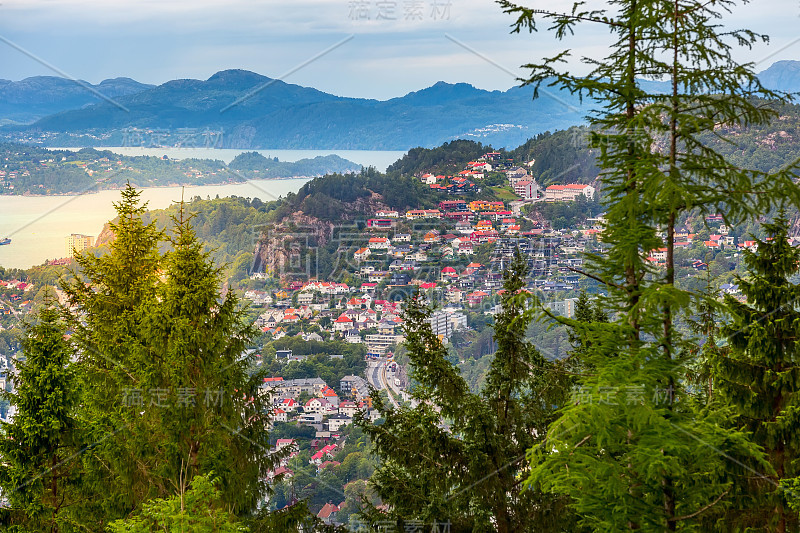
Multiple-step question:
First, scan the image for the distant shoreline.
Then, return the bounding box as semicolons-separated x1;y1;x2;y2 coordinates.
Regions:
0;176;316;198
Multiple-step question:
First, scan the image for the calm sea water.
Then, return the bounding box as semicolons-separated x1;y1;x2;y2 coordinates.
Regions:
0;148;407;270
0;178;311;270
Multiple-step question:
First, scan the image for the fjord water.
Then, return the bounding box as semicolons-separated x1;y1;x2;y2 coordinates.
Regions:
0;148;407;269
0;178;311;270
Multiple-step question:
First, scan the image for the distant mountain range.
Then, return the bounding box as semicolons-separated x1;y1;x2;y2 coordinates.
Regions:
2;60;799;150
0;77;154;125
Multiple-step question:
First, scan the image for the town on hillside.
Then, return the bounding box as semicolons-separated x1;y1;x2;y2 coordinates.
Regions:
0;147;769;524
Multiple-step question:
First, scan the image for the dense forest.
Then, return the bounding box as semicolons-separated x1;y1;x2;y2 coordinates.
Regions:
386;139;497;176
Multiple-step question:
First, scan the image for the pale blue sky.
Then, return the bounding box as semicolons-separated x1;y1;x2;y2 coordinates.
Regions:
1;0;798;99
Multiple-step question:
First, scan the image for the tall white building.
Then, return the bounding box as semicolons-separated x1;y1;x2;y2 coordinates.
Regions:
513;179;540;199
65;234;94;257
427;311;468;341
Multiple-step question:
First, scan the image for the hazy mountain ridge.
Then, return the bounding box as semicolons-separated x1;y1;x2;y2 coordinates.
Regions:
1;69;584;149
3;61;799;150
0;76;154;125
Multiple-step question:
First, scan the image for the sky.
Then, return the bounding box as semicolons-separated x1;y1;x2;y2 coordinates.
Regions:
1;0;799;100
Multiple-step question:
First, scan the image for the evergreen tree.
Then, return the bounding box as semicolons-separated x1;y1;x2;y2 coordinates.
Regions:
63;187;278;527
107;474;244;533
136;206;276;513
63;184;164;525
561;290;608;376
0;304;83;532
494;0;800;529
360;251;576;532
712;215;800;532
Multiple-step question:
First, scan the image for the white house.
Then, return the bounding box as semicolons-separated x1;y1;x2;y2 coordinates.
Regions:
338;400;359;417
326;414;352;432
277;398;299;412
368;237;391;250
513;179;539;200
354;247;371;261
305;397;335;414
333;314;353;332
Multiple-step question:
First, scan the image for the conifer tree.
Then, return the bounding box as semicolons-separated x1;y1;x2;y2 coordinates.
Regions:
0;304;83;532
136;205;275;513
712;214;800;532
107;474;244;533
360;251;577;532
63;184;164;525
64;187;277;527
561;290;607;376
494;0;800;529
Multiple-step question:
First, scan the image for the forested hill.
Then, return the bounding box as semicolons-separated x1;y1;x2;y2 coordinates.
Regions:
705;100;800;174
0;143;361;195
274;167;439;222
387;140;498;176
510;100;800;184
228;151;360;178
508;127;600;185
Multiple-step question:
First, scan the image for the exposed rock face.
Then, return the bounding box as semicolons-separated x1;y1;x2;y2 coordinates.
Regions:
95;222;116;247
252;191;392;281
348;192;392;217
253;212;335;281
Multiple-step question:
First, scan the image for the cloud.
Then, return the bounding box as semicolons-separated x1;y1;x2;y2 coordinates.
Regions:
0;0;797;97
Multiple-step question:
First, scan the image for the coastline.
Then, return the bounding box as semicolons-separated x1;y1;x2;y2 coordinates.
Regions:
0;175;317;198
0;177;312;270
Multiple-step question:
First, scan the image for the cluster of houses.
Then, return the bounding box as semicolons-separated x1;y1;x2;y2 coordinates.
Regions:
415;153;511;194
413;151;546;201
417;150;598;204
262;373;390;525
262;376;379;433
262;374;380;490
360;199;526;263
0;278;34;321
645;221;766;268
242;216;608;343
247;286;407;355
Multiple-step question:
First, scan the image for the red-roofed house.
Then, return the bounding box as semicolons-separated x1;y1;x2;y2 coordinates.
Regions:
333;314;353;332
267;466;294;481
317;502;341;524
368;237;390;250
278;398;299;412
354;247;371;261
275;439;296;450
467;290;489;307
305;397;334;414
440;266;458;281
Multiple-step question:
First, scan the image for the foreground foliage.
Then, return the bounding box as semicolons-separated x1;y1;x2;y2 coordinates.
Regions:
361;251;576;532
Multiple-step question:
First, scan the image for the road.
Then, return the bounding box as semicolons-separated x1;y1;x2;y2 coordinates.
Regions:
364;358;400;408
